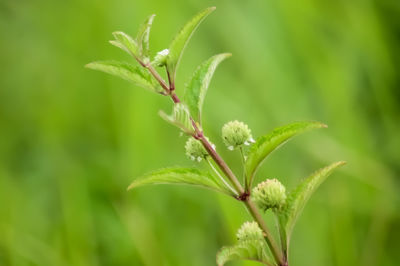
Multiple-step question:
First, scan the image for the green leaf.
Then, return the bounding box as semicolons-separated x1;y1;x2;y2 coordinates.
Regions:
159;103;194;134
184;53;231;123
85;61;161;92
245;121;327;187
166;7;216;83
109;40;130;53
112;31;139;58
128;167;234;196
279;161;346;248
217;240;274;266
136;14;156;59
110;15;155;62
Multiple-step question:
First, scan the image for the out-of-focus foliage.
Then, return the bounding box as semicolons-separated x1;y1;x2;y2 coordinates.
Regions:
0;0;399;266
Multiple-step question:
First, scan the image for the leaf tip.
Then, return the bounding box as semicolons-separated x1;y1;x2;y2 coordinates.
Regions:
85;62;95;69
144;14;156;26
111;31;121;37
335;160;347;167
310;121;327;128
127;182;136;191
158;109;167;117
323;160;347;176
202;6;216;16
112;31;132;40
321;123;328;128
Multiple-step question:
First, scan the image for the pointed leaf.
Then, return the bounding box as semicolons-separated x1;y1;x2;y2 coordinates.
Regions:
112;31;139;58
280;161;346;245
217;240;274;266
159;103;194;135
136;14;156;58
128;167;234;196
85;61;161;92
184;53;231;122
245;121;327;187
166;7;216;82
109;40;129;53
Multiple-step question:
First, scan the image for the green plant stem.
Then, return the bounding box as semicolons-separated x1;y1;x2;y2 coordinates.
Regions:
275;213;288;264
199;135;244;194
144;63;285;266
239;147;248;191
206;157;238;196
142;62;171;93
199;135;283;265
245;198;285;265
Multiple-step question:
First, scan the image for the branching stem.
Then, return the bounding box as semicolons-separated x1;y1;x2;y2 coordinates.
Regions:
143;63;285;266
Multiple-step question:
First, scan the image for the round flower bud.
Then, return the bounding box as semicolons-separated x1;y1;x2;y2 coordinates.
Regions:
221;120;255;150
252;179;286;211
236;221;264;241
185;138;215;162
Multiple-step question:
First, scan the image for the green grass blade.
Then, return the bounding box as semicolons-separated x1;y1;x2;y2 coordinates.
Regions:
184;53;231;123
166;7;216;83
245;121;327;187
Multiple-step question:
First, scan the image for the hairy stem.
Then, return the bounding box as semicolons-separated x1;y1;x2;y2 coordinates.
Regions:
144;63;284;266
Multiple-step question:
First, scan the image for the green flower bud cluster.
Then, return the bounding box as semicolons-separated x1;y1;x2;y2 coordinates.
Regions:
236;221;264;241
252;179;286;212
221;120;255;150
185;137;215;162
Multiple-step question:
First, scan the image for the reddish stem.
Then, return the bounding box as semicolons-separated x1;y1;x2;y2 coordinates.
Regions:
143;62;284;266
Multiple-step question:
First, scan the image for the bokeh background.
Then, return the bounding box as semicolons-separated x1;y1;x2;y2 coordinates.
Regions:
1;0;399;265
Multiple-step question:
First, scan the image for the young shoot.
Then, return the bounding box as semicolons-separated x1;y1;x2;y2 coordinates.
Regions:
86;7;345;266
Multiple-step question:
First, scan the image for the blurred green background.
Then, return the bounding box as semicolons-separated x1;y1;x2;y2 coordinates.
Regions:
1;0;399;265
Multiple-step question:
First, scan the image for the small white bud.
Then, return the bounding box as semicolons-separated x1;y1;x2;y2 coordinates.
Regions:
153;49;169;67
158;49;169;56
